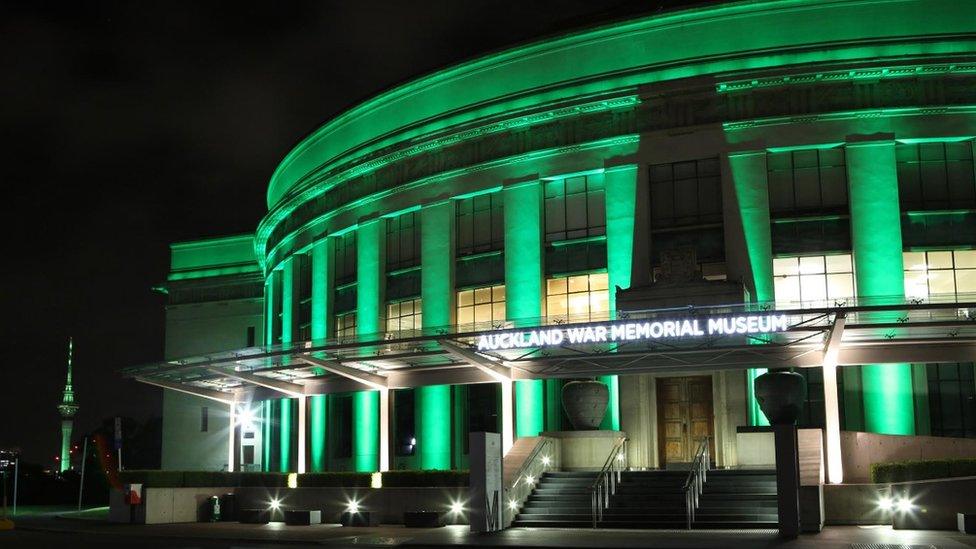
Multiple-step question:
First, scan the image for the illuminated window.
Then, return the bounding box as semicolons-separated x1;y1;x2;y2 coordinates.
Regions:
457;285;506;328
773;254;855;306
545;272;609;322
903;250;976;299
387;298;422;333
335;312;357;339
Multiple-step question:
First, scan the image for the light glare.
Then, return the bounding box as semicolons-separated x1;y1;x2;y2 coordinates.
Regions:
541;455;551;466
450;500;464;515
346;499;360;513
269;498;280;510
878;497;892;510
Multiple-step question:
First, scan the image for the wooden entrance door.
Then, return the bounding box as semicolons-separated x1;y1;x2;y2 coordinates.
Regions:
656;376;714;466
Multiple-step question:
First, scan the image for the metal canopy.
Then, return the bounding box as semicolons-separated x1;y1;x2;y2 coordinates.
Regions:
121;297;976;398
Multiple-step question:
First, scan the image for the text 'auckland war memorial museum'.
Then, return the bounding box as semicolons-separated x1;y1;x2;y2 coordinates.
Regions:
124;0;976;529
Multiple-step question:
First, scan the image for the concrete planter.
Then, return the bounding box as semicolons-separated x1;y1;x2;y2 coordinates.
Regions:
562;380;608;430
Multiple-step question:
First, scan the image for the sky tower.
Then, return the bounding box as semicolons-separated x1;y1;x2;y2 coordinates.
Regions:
57;337;79;473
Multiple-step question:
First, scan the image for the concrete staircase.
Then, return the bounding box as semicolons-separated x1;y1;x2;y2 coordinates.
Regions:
511;469;777;528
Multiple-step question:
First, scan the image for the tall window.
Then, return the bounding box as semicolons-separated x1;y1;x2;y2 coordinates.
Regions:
897;142;976;211
926;363;976;438
767;148;848;217
386;298;422;333
544;175;605;242
773;254;855;307
457;285;506;328
335;312;357;339
297;253;312;341
545;272;609;322
648;158;725;279
386;212;420;271
649;158;722;228
333;232;357;286
904;250;976;299
456;192;504;256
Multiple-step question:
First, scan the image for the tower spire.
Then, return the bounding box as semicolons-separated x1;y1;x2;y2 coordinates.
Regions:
58;337;79;472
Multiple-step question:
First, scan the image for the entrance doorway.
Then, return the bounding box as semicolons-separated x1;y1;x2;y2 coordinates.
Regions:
656;376;715;466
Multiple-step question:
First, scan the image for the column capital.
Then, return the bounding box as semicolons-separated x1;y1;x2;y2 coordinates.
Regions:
844;133;896;147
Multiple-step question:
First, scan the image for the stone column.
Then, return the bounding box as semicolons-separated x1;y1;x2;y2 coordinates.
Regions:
419;200;455;469
309;238;333;471
504;180;544;437
281;255;303;345
354;218;385;471
846;139;915;436
722;151;774;427
311;237;335;341
603;165;639;431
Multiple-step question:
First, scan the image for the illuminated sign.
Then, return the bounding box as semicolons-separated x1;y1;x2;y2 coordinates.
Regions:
476;314;789;351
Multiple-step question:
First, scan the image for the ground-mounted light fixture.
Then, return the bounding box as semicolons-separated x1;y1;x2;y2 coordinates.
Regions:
449;499;465;516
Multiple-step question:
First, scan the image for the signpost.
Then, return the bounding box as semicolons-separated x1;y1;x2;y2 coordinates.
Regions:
77;437;88;512
469;432;502;533
114;417;123;471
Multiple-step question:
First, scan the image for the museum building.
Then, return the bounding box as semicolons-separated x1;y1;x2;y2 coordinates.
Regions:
129;0;976;483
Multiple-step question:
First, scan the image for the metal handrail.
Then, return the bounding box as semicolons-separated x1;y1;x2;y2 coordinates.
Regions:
590;436;628;528
683;436;710;529
505;437;555;525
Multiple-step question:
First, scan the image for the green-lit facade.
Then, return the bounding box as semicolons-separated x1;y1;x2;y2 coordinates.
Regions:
155;0;976;474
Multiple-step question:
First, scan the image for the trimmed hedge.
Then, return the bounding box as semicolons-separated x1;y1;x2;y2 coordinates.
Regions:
871;458;976;483
381;470;469;487
298;472;371;487
118;469;468;488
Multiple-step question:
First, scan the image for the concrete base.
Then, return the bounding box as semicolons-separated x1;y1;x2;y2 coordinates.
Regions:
540;430;625;471
959;513;976;534
800;485;824;533
736;431;775;467
284;510;321;525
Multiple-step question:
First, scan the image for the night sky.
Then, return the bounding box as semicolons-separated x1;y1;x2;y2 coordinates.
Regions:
0;0;691;465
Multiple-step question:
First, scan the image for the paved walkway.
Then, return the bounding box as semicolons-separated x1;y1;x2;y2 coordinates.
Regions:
6;510;976;548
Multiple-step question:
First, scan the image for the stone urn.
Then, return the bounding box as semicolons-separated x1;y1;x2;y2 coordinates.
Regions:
562;380;609;430
754;371;807;425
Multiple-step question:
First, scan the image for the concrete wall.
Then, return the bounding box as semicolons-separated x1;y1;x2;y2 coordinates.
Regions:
892;476;976;530
161;297;263;471
541;431;623;471
235;487;469;525
840;431;976;483
161;391;231;471
110;486;238;524
823;483;891;525
823;477;976;529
